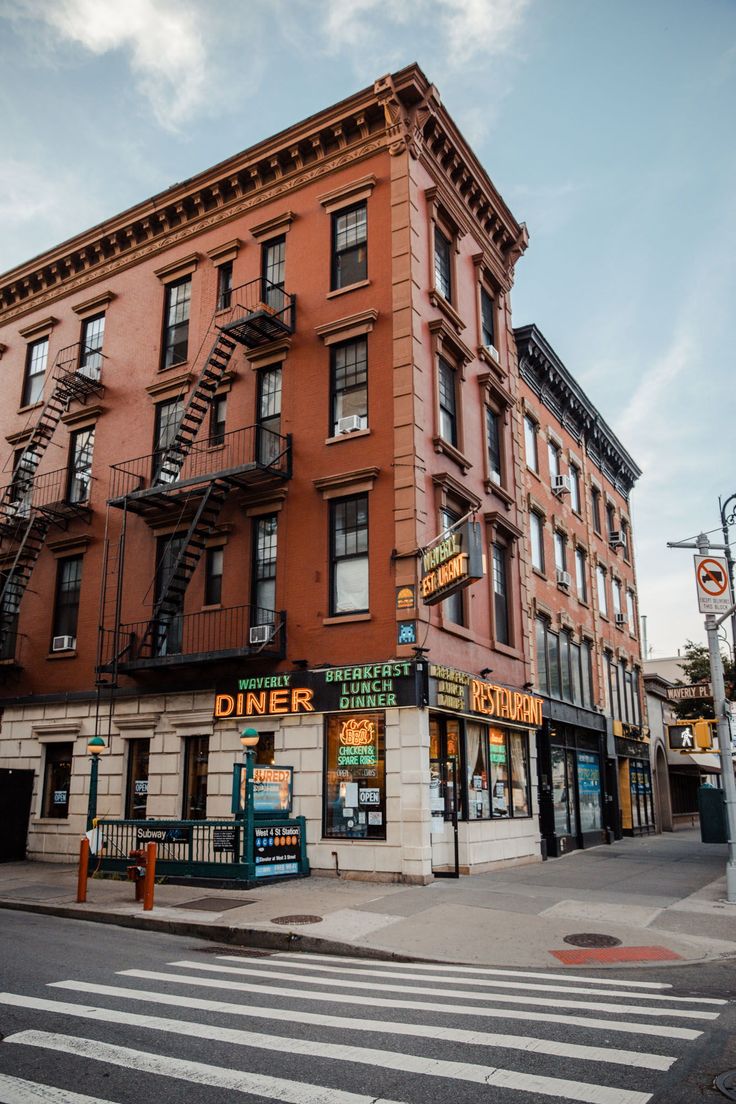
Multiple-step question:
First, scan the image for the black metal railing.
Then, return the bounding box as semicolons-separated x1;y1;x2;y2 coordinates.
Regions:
0;465;91;528
217;277;296;337
96;819;244;876
0;624;23;665
108;425;291;501
53;340;106;384
98;603;286;670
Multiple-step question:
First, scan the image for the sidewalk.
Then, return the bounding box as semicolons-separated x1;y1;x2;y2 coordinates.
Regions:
1;829;734;969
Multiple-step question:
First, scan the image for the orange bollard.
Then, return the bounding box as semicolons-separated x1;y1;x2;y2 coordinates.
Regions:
143;841;156;911
77;836;90;903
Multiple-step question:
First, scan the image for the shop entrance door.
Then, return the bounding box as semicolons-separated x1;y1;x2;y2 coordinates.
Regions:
430;757;459;877
0;769;34;861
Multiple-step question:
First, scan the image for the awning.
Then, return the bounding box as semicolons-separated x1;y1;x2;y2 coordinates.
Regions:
687;753;722;773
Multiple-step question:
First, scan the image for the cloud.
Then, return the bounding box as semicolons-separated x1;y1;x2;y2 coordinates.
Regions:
434;0;532;65
10;0;209;130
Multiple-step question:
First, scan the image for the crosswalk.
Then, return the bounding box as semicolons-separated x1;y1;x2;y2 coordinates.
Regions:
0;948;727;1104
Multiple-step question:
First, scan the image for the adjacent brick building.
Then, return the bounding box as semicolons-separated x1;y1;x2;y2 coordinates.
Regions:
0;65;548;880
515;326;647;856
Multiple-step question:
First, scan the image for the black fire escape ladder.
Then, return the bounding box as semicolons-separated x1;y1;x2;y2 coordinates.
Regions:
0;345;104;518
137;477;230;657
0;514;52;656
155;332;238;486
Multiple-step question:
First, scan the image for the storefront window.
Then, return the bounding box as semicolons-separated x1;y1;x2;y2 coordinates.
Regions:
576;751;602;832
41;742;73;819
551;747;570;835
323;713;385;840
489;727;509;816
509;731;531;816
465;722;489;819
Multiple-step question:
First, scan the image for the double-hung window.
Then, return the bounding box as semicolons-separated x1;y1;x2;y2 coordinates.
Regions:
252;515;278;623
440;506;464;625
216;261;233;311
627;589;637;634
162;277;191;368
575;547;587;602
548;441;561;484
256;366;282;466
492;543;510;645
330;495;369;615
613;578;623;621
332;203;367;290
22;338;48;407
596;564;608;616
67;428;94;505
524;415;538;472
434;226;452;301
262;237;286;311
80;314;105;379
42;743;73;819
204;547;224;606
153;397;184;481
530;511;545;572
332;337;368;434
438;356;458;446
210;394;227;445
591;487;602;534
554;531;567;574
480;287;495;349
569;465;581;513
486;407;502;485
52;556;82;646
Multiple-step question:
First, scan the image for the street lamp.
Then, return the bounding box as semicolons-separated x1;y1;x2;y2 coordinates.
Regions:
86;735;106;832
240;727;260;883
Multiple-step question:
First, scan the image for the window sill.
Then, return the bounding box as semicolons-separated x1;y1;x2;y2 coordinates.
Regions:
158;359;190;375
201;604;222;612
526;466;541;482
325;428;371;446
532;567;546;580
32;817;69;825
45;650;78;660
326;279;371;300
438;620;475;642
428;288;465;332
492;640;523;660
323;612;372;625
478;344;506;375
485;480;514;508
17;400;44;416
432;436;471;474
577;597;589;608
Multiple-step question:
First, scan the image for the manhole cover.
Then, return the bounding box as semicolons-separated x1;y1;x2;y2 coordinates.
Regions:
563;933;622;948
271;914;323;925
715;1069;736;1100
173;897;254;912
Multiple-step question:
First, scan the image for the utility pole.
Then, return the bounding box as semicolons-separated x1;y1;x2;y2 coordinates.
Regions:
668;532;736;903
718;493;736;656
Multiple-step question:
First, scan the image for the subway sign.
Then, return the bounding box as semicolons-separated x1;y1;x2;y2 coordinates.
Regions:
215;662;418;720
420;521;484;605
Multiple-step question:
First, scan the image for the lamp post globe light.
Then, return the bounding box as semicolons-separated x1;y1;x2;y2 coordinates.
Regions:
240;727;260;882
86;735;106;833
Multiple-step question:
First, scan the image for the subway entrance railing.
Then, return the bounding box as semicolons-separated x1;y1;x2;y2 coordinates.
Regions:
94;817;309;883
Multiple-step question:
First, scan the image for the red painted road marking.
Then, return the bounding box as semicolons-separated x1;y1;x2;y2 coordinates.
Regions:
550;946;683;965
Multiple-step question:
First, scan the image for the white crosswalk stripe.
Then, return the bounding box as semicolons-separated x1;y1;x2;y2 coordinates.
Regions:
0;950;728;1104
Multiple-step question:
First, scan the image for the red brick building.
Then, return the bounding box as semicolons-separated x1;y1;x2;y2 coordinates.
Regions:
514;326;647;856
0;65;547;880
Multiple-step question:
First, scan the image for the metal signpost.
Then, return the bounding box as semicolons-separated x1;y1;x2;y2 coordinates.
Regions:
668;532;736;903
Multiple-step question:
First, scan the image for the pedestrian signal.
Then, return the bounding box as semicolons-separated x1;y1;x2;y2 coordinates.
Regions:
667;720;715;751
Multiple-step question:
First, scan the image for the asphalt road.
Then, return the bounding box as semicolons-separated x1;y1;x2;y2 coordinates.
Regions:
0;910;733;1104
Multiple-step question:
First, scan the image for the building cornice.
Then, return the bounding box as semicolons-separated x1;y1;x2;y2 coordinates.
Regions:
1;63;527;325
514;323;642;496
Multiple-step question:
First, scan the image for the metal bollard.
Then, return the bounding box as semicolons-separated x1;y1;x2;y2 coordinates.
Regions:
77;836;90;903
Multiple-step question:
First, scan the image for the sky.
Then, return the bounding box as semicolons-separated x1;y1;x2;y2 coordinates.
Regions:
1;0;734;660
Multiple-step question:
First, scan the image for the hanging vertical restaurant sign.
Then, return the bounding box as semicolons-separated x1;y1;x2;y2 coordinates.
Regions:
420;520;484;605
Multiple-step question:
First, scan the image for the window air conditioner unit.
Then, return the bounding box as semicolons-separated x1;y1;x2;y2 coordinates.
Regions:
52;635;76;652
609;531;626;549
556;569;572;590
483;343;500;363
249;623;275;645
552;474;572;496
337;415;362;435
615;612;627;626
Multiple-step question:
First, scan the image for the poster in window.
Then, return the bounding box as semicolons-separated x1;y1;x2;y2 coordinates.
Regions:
323;713;385;840
488;727;509;816
576;750;602;832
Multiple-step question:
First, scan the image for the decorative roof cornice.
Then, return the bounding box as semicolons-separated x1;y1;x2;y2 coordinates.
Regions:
514;323;642;496
1;64;527;325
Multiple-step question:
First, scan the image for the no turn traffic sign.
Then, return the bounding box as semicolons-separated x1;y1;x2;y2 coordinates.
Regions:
694;555;730;614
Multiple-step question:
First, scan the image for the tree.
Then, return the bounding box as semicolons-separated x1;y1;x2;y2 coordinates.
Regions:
672;640;735;720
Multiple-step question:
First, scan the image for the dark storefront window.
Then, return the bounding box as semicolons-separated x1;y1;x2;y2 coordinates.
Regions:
42;742;73;818
182;735;209;820
125;739;150;819
323;713;385;840
551;743;603;839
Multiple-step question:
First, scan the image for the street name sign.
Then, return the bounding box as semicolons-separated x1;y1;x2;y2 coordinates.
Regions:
694;555;730;614
665;683;712;702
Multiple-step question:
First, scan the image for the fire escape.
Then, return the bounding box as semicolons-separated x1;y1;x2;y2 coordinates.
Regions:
0;345;105;666
97;278;295;679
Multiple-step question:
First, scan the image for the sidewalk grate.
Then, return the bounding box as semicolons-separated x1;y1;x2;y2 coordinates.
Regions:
172;897;256;911
270;914;323;925
563;933;622;948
